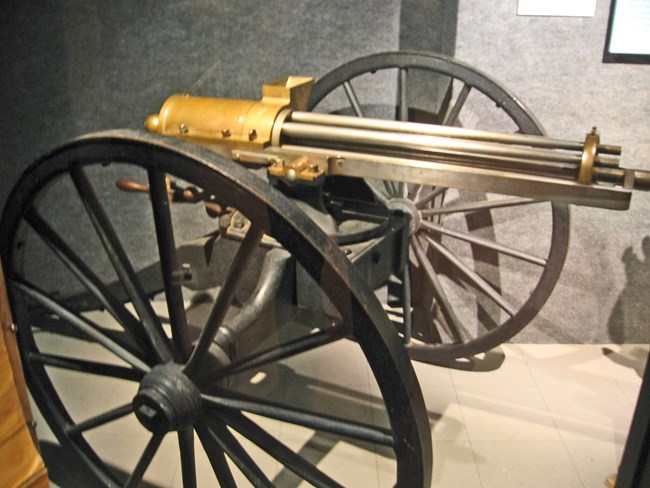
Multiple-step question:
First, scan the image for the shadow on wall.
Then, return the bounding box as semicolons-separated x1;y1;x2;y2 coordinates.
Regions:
608;236;650;344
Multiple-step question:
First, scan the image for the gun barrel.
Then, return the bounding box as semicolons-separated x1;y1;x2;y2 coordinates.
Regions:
288;111;622;155
144;80;650;210
272;110;649;209
281;120;582;179
282;112;624;179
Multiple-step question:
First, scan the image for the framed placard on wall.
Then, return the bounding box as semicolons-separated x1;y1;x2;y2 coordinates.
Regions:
603;0;650;63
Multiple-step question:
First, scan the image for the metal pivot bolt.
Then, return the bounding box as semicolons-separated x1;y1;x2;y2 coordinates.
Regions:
268;156;324;183
171;264;193;285
221;129;231;138
232;214;245;228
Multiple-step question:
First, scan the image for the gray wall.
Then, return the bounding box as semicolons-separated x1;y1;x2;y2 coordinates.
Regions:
0;0;407;209
0;0;457;203
456;0;650;343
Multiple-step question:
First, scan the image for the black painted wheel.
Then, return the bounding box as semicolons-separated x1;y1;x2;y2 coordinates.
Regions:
1;130;431;487
309;51;570;361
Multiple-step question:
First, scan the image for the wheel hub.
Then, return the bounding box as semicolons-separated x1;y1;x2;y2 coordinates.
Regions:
387;198;421;235
133;363;202;433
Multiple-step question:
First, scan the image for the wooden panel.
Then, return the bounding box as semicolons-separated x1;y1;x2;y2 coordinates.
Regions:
0;265;48;487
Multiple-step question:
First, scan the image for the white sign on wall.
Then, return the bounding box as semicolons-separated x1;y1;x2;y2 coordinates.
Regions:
608;0;650;54
517;0;597;17
604;0;650;62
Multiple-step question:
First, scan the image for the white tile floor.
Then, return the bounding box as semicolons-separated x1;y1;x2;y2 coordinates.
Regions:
32;342;648;488
416;343;647;488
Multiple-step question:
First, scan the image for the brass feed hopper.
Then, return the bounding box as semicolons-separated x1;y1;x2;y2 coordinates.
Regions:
145;76;314;149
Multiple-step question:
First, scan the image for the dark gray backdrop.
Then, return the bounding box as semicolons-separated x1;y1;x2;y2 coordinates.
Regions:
0;0;455;203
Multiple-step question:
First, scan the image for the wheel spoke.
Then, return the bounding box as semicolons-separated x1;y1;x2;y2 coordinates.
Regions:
442;82;471;126
414;186;447;209
178;427;197;488
400;265;413;344
214;325;346;381
407;183;423;200
398;68;409;122
29;312;145;363
343;80;365;117
25;208;154;361
361;179;390;204
195;423;237;488
14;280;150;373
65;403;133;436
410;236;465;343
384;179;397;197
29;352;144;381
420;220;547;266
216;409;344;488
70;166;173;363
197;417;274;487
184;224;264;378
124;431;165;488
420;197;537;216
421;234;517;316
149;169;192;360
384;180;403;198
202;390;394;447
395;68;408;199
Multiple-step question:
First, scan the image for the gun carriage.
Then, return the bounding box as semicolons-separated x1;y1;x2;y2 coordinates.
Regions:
1;52;648;486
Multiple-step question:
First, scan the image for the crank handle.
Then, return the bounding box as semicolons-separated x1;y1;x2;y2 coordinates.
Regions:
115;178;225;217
116;178;203;202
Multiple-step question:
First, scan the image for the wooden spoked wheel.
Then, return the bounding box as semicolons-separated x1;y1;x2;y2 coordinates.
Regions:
1;130;432;487
309;51;570;361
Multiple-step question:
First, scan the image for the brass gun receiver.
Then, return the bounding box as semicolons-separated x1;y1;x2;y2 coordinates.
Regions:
145;77;650;210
